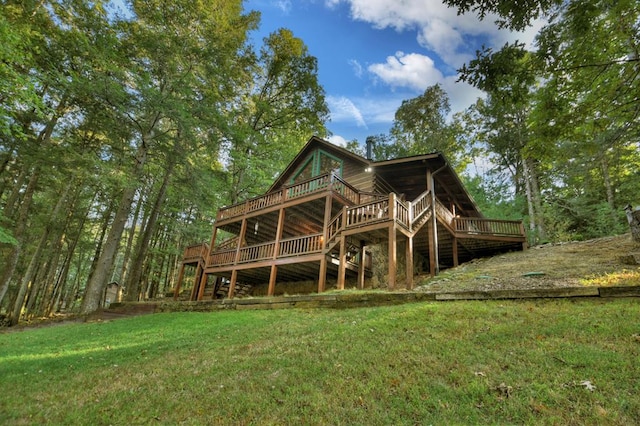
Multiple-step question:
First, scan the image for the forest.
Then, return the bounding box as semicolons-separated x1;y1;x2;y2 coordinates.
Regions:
0;0;638;324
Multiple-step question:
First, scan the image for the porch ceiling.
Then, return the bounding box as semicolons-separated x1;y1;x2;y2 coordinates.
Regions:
373;155;481;218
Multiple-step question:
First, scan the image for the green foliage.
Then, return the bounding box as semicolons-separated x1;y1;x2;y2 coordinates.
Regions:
463;175;525;221
443;0;561;31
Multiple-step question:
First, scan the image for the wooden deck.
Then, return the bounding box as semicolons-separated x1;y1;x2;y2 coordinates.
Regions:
175;141;529;299
193;174;525;274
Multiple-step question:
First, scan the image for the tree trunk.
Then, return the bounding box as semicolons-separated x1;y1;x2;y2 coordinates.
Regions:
0;168;40;307
118;188;143;285
124;154;174;301
521;156;537;238
8;181;71;325
80;141;148;315
527;157;546;241
625;206;640;243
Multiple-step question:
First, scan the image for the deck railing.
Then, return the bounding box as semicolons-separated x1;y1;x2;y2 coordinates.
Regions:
182;243;209;262
217;172;362;221
435;199;456;226
454;217;524;238
345;198;389;227
395;198;410;230
326;212;344;249
206;188;526;268
208;249;236;267
279;233;324;257
239;242;275;263
411;191;431;224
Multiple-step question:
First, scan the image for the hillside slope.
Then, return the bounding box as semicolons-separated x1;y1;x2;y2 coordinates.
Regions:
417;233;640;293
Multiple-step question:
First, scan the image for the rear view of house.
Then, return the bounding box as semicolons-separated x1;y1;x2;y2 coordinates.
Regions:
175;136;526;300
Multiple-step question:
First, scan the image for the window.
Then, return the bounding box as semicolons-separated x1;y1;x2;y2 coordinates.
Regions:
291;149;343;185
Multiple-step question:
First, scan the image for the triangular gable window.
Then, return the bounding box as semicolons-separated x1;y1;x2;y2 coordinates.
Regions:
291;149;343;185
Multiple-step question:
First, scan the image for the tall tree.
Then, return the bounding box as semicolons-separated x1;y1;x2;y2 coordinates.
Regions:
224;28;329;204
79;0;259;314
389;84;470;170
459;43;547;241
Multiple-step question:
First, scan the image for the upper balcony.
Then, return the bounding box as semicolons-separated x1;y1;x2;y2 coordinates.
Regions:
216;172;385;222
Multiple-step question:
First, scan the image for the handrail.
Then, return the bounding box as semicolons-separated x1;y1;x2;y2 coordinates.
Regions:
330;174;360;204
326;211;344;249
216;236;238;251
217;172;361;221
435;199;456;226
238;242;275;263
345;197;390;228
395;198;410;230
410;191;431;222
454;217;525;238
183;243;209;261
279;233;324;257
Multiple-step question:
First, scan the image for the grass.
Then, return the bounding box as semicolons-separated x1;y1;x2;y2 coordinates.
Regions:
1;299;639;425
418;234;640;292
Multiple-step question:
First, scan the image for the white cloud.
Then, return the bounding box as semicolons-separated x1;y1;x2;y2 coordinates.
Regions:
327;134;349;147
332;0;542;70
348;59;363;78
274;0;292;13
440;75;485;115
368;51;444;91
327;95;367;127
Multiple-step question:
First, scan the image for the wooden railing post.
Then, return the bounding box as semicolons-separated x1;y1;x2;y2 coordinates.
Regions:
389;193;396;222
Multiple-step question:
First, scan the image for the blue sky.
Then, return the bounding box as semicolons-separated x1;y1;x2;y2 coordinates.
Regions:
245;0;543;148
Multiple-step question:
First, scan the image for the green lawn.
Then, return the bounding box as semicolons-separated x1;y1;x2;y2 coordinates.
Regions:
1;299;639;425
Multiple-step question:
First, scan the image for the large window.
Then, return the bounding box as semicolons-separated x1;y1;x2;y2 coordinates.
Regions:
291;149;343;185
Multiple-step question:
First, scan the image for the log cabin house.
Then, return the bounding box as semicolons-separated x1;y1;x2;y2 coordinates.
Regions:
174;136;526;300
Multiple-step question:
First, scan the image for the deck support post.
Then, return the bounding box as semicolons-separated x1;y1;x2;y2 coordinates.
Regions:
405;235;414;290
213;276;222;299
268;265;277;296
452;236;459;267
357;240;366;290
318;256;327;293
388;224;397;290
337;234;347;290
189;265;202;301
196;268;208;300
228;270;237;299
427;218;436;277
267;208;286;297
174;264;185;300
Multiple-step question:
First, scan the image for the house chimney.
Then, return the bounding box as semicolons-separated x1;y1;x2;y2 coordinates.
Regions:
365;136;374;160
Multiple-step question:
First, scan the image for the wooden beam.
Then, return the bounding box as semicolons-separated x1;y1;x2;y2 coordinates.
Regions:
268;265;277;296
173;264;185;300
337;234;346;290
452;236;459;267
189;265;202;301
228;270;237;299
427;218;436;277
318;256;327;293
213;275;222;300
196;267;207;300
405;235;414;290
388;224;397;290
358;240;366;290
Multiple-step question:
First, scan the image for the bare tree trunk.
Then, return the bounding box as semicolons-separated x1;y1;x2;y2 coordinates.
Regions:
80;141;148;314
